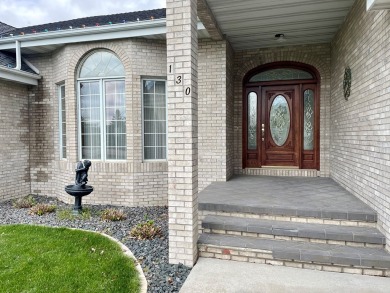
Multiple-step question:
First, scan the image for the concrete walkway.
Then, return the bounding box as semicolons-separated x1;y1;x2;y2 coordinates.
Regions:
180;258;390;293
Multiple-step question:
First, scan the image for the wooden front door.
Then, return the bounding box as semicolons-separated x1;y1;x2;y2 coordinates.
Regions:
262;85;300;166
243;63;320;170
244;85;300;168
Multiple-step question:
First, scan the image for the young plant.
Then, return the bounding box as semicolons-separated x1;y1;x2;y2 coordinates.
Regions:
57;208;91;220
29;204;56;216
13;195;36;208
100;208;127;221
130;220;162;240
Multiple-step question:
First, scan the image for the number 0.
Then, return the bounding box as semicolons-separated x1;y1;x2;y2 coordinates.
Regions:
185;87;191;95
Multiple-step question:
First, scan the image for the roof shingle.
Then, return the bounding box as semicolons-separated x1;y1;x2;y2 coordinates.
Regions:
0;21;15;34
4;8;166;37
0;51;37;74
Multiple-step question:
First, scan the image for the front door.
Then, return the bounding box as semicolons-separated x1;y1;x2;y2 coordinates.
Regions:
262;85;300;166
245;85;300;168
243;64;320;170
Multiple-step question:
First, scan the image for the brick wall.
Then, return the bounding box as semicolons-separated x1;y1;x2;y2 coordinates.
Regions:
23;36;234;206
233;45;332;176
330;0;390;248
166;0;199;266
226;41;235;180
27;39;168;206
0;80;30;200
198;39;234;191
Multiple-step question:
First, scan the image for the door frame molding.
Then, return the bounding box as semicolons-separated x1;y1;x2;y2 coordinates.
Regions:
242;61;320;170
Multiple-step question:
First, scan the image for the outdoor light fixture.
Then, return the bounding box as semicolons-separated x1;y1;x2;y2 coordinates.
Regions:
275;34;286;43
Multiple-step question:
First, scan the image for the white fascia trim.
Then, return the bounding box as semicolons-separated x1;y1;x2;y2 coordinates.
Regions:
367;0;390;10
0;66;41;85
0;20;206;50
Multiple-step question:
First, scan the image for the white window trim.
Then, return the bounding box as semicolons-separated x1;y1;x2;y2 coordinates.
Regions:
141;78;168;162
77;78;126;161
58;83;66;160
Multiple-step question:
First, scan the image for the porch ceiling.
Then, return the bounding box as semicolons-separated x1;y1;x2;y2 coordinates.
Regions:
205;0;355;50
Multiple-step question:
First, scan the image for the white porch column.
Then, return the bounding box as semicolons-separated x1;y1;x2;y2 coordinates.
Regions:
166;0;199;266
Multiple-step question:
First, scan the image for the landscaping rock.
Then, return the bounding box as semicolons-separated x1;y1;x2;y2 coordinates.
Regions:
0;195;191;293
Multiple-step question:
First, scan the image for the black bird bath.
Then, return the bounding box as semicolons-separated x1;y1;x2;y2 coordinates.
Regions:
65;160;93;215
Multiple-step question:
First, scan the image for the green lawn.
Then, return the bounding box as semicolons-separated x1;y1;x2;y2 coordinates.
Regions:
0;225;140;293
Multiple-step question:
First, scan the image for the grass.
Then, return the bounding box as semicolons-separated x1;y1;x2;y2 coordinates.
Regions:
0;225;140;293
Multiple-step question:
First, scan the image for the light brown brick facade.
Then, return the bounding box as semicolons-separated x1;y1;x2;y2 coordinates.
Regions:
166;0;199;267
330;0;390;248
1;0;390;265
0;81;30;200
25;39;169;206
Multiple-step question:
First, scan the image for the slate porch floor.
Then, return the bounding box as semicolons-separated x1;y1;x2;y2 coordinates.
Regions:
199;175;376;221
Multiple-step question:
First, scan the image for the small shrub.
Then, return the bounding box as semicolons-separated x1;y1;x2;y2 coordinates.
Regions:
57;208;91;220
130;220;162;240
29;204;56;216
13;195;36;208
100;208;127;221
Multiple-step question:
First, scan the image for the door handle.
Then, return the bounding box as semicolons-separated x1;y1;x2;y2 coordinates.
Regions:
261;124;265;141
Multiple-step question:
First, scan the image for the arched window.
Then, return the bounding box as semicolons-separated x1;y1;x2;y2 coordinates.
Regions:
249;68;313;82
77;50;126;160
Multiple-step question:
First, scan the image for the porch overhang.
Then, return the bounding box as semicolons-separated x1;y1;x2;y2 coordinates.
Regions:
367;0;390;10
0;66;41;85
202;0;356;50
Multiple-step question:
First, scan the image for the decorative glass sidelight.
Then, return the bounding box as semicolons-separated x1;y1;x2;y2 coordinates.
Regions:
247;92;257;150
270;95;290;146
249;68;313;82
304;89;315;150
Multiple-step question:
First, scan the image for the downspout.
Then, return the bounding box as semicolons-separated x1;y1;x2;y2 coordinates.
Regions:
15;40;21;70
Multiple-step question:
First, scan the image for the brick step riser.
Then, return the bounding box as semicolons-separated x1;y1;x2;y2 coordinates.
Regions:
199;244;390;277
199;210;377;228
201;228;385;249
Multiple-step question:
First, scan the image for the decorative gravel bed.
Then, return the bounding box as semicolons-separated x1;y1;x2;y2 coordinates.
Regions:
0;195;191;293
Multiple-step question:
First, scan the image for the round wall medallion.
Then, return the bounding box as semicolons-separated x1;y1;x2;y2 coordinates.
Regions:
343;67;351;100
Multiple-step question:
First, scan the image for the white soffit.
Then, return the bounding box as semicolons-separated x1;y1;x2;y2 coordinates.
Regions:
0;67;41;85
205;0;356;50
367;0;390;10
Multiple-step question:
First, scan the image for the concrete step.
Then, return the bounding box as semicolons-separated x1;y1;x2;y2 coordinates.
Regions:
199;202;377;223
198;233;390;277
202;215;385;247
199;209;377;228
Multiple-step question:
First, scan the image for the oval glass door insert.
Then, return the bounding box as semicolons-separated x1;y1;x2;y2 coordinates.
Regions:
270;95;290;146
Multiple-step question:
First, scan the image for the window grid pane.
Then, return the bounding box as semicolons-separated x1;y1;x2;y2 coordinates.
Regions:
250;68;313;82
79;51;125;78
80;81;102;160
143;80;167;160
105;80;126;160
59;84;67;159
